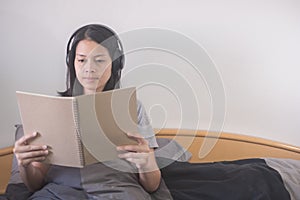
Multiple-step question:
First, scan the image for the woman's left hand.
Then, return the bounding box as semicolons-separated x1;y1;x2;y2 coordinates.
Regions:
117;133;157;172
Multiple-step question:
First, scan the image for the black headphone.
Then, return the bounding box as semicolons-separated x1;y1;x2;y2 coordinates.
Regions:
66;24;125;76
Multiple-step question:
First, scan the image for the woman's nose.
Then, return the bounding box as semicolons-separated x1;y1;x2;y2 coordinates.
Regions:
84;67;96;73
83;60;96;73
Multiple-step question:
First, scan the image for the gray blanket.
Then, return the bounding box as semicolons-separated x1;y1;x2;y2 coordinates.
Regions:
265;158;300;200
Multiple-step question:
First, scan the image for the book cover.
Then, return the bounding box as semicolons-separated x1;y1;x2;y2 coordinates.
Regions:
16;87;139;168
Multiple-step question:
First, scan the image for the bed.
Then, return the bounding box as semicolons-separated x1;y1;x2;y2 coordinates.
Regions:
1;128;300;199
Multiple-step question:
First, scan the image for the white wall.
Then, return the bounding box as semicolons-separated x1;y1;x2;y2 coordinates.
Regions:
1;0;300;148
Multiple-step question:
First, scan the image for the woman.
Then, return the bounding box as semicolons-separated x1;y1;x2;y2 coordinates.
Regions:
13;24;161;199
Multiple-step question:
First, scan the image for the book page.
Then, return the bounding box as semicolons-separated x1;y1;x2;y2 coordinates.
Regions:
16;92;83;167
75;87;139;163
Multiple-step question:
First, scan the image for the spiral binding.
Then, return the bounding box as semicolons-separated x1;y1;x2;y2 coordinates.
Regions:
72;98;85;166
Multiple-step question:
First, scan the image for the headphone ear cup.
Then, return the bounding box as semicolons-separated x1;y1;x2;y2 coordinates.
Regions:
66;48;74;68
112;49;124;73
118;49;125;70
66;51;70;66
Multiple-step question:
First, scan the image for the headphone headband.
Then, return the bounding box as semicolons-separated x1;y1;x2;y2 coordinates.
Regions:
66;24;123;54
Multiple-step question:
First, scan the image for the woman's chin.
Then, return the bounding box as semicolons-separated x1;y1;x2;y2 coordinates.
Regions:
83;86;104;94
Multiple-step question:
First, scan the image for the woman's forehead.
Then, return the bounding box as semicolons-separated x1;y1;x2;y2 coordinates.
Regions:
76;39;110;56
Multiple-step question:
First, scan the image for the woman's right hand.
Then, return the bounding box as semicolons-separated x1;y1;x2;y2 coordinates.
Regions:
13;132;49;167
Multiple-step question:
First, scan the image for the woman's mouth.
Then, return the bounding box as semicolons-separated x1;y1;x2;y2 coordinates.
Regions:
82;77;99;82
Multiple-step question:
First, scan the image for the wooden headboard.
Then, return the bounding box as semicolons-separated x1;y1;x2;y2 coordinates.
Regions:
1;128;300;194
155;129;300;163
0;146;13;194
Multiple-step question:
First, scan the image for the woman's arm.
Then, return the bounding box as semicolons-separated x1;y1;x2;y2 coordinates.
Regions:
137;148;161;192
117;133;161;192
19;162;49;192
13;132;50;191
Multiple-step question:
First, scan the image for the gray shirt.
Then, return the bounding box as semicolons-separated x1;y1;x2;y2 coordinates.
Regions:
136;100;158;148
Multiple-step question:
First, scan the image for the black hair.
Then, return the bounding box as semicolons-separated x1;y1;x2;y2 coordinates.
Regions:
59;24;125;96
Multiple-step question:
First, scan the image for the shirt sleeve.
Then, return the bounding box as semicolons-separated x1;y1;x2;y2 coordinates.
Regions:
136;100;158;148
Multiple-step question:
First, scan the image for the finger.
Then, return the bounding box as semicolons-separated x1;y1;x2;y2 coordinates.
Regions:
118;152;149;159
124;157;145;163
18;156;48;167
117;144;149;153
14;144;47;154
126;132;148;145
16;132;38;146
16;149;49;161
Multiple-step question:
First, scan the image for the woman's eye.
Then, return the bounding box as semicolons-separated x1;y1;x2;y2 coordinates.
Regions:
95;59;105;63
77;59;86;63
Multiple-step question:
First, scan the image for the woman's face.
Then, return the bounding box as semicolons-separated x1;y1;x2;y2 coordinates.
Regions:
74;39;112;94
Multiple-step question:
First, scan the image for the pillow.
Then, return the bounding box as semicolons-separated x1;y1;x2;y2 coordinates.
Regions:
155;138;192;162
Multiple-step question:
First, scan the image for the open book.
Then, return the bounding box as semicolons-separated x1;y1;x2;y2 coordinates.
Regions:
16;87;139;168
